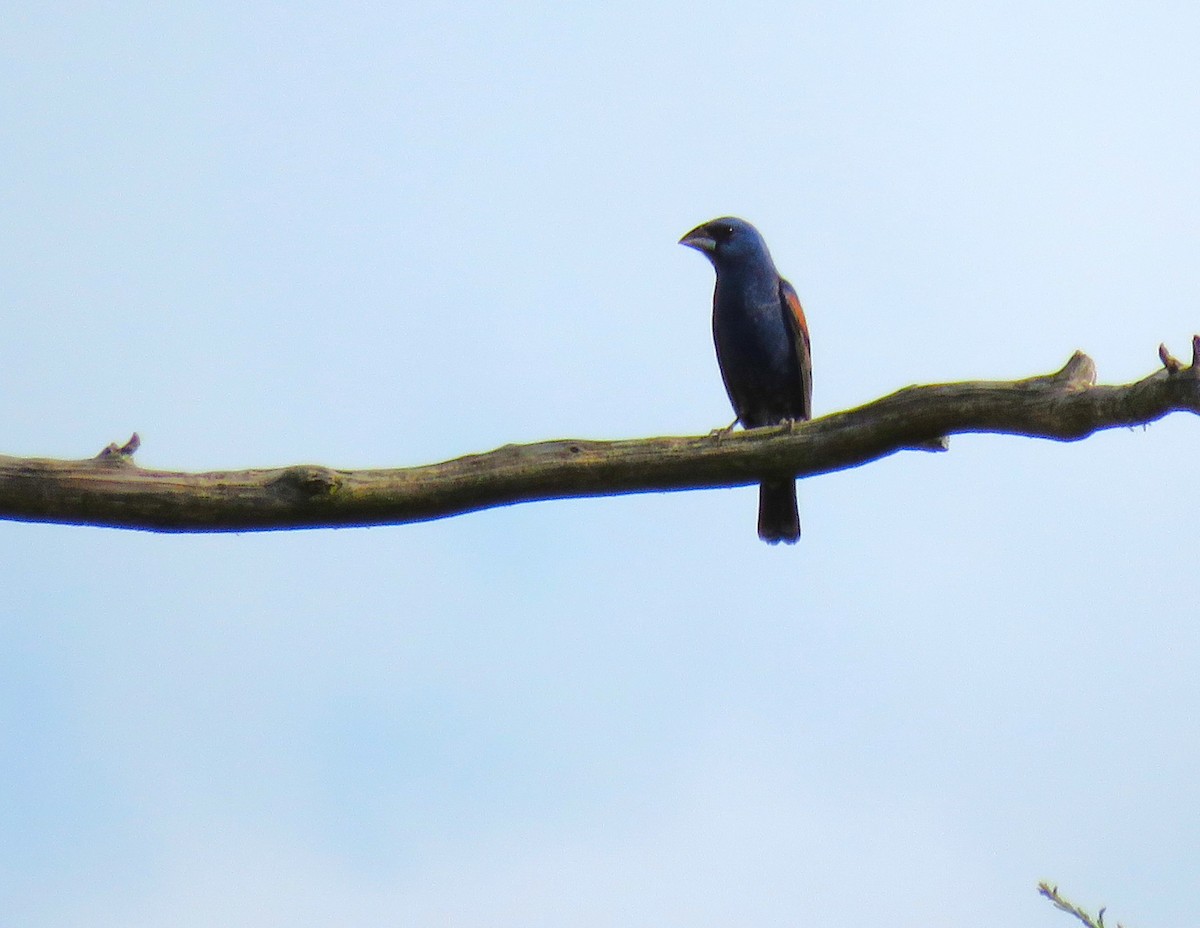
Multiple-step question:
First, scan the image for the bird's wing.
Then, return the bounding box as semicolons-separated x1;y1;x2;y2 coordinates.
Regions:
779;278;813;420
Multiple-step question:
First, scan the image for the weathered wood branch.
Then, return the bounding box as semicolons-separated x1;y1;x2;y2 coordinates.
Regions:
2;338;1198;533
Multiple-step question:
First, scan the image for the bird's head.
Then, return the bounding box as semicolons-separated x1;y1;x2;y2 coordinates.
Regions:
678;216;772;270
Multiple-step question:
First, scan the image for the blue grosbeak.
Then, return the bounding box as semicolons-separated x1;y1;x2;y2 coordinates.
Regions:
680;217;812;544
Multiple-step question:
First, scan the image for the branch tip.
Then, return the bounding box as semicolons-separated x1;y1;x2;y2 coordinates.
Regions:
1159;342;1181;373
1160;336;1200;379
1037;881;1124;928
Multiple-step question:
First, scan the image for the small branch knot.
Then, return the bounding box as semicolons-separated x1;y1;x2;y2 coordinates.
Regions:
1054;351;1097;389
269;465;340;501
905;436;950;452
94;433;141;464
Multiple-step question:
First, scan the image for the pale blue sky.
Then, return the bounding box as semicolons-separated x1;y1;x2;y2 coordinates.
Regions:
3;2;1199;926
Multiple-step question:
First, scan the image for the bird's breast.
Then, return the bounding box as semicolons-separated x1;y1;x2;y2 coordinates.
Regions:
712;286;801;427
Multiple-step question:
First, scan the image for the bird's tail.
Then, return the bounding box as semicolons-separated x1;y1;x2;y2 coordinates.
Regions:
757;479;800;545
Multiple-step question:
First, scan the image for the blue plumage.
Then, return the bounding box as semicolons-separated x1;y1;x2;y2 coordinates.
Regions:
680;217;812;544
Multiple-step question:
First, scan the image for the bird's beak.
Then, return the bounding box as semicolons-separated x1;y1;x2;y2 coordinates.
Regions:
678;223;716;254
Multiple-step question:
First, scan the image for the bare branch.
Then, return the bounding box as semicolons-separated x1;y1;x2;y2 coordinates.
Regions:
1038;882;1128;928
2;340;1198;533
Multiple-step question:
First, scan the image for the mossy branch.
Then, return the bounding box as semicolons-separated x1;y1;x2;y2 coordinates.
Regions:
1;338;1198;533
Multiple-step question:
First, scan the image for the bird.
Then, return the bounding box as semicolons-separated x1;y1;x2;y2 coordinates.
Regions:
679;216;812;544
